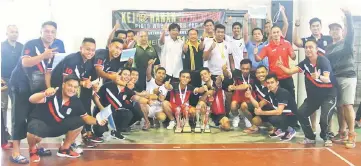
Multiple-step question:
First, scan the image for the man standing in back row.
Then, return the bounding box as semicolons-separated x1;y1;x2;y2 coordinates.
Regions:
325;8;357;149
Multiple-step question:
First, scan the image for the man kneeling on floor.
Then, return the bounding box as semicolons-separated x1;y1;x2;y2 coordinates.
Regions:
26;75;107;162
246;73;297;141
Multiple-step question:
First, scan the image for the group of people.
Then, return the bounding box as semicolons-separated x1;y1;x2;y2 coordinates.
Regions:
1;5;360;164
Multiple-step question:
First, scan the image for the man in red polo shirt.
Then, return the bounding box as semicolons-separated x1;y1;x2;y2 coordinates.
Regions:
255;25;296;98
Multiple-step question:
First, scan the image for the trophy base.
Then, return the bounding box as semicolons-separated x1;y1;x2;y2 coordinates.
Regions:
194;126;202;133
175;127;182;133
182;126;192;133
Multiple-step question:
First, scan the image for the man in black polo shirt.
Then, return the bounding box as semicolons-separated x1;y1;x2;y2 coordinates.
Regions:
293;18;332;56
1;25;23;132
9;21;64;164
93;68;150;139
94;38;132;84
278;40;336;146
133;31;160;91
48;38;101;144
26;75;106;163
250;73;297;141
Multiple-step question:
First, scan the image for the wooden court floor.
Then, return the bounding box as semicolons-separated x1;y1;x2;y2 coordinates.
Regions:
1;143;360;166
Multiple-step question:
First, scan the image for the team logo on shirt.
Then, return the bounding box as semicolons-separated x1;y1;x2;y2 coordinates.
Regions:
97;59;103;65
66;108;72;115
65;68;73;74
239;43;243;47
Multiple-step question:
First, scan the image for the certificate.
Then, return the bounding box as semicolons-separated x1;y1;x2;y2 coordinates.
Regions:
120;48;136;62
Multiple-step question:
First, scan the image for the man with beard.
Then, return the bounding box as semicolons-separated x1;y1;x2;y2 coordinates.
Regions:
141;59;168;130
195;67;231;132
278;40;337;146
93;68;151;139
26;75;107;162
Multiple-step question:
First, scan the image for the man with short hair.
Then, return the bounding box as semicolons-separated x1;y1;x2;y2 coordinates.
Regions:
126;30;136;48
293;17;332;56
141;59;169;130
255;25;296;98
93;68;150;140
196;67;231;131
228;21;247;71
278;40;337;146
48;38;98;146
133;31;160;91
162;70;206;131
94;38;132;84
159;23;184;82
9;21;64;164
1;25;23;132
262;5;289;42
228;59;256;128
249;74;297;141
325;8;357;149
201;19;215;68
26;75;106;162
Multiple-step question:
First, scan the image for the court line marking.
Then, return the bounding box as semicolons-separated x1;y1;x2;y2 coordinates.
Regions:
21;147;325;151
326;148;354;166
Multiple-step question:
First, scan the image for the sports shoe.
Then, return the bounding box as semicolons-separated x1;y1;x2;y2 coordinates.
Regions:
332;131;348;143
269;129;285;138
324;139;333;147
86;135;104;143
345;132;357;149
232;116;240;128
61;139;83;154
37;147;52;156
298;138;316;145
29;149;40;163
82;137;97;148
280;128;296;141
110;130;125;140
166;120;176;130
57;148;81;158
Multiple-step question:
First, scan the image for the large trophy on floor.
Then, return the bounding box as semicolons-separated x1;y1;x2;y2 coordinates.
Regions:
182;104;192;133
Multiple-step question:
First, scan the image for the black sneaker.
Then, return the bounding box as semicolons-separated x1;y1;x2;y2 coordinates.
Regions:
110;130;125;140
82;138;97;148
37;147;52;156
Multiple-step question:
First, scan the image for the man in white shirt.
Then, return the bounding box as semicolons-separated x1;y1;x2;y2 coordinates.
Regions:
201;19;215;68
159;23;184;82
228;22;247;71
203;24;233;77
141;59;169;130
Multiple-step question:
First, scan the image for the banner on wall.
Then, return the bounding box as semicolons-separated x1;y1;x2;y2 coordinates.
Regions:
112;10;227;53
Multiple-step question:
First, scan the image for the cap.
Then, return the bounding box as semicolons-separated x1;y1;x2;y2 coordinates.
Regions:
329;23;343;29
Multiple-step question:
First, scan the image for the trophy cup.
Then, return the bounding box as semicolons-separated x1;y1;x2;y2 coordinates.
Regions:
182;105;192;133
194;105;202;133
174;106;182;133
203;106;211;133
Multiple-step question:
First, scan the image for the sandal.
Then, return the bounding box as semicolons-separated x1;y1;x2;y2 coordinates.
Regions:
142;121;150;131
10;155;29;164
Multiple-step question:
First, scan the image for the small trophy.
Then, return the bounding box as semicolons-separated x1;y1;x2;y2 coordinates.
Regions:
203;106;211;133
194;105;202;133
182;105;192;133
174;106;182;133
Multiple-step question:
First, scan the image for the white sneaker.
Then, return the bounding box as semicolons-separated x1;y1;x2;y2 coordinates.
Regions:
232;116;240;128
243;117;252;128
167;120;176;130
